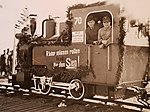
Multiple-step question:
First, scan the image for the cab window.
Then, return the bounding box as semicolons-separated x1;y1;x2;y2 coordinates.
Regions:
86;11;113;47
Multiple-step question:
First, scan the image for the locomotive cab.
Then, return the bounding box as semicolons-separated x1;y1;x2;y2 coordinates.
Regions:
69;3;120;97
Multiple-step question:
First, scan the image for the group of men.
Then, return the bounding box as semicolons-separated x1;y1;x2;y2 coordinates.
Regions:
0;48;13;77
86;15;112;48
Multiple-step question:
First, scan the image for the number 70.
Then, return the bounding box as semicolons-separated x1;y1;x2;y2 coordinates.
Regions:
74;17;82;25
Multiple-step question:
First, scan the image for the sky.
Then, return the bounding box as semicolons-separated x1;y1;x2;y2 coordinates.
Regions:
0;0;150;54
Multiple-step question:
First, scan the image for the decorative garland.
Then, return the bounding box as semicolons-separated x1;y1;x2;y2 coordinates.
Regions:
67;1;106;11
31;66;89;83
115;17;126;85
65;8;73;46
52;66;89;83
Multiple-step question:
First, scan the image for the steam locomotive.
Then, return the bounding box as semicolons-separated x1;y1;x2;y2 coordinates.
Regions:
13;1;150;105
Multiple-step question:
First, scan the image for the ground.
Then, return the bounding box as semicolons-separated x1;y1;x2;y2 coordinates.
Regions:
0;91;143;112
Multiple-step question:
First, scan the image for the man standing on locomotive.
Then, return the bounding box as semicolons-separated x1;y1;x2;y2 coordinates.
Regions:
86;15;101;44
98;16;112;48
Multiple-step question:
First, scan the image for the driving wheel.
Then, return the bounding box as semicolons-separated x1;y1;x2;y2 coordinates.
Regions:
69;79;85;100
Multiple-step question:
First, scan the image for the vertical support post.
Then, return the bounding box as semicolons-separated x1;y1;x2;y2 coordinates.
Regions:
107;46;110;71
77;55;80;67
87;45;91;68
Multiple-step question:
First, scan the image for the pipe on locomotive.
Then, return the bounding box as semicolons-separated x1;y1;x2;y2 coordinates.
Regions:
38;15;57;39
38;18;49;38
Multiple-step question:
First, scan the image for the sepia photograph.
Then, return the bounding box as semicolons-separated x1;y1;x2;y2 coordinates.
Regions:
0;0;150;111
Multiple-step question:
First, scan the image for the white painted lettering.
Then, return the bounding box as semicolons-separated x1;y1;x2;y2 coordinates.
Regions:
46;51;55;56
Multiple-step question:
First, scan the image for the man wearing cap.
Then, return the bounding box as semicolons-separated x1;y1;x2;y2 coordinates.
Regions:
98;16;112;48
86;15;101;44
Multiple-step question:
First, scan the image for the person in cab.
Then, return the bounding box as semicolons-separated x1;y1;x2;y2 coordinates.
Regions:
98;16;112;48
86;15;101;44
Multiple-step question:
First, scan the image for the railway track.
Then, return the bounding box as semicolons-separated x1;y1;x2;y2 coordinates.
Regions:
0;79;149;112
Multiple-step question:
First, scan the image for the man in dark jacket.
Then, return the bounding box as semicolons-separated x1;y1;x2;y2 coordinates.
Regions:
1;50;6;76
86;15;101;44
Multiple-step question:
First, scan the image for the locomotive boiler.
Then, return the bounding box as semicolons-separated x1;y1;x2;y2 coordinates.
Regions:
13;1;150;105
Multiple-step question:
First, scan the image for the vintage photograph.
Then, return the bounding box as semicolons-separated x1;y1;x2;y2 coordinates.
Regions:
0;0;150;111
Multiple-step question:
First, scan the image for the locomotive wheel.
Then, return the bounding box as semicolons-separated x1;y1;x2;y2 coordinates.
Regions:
69;79;85;100
38;76;52;95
